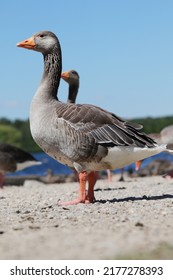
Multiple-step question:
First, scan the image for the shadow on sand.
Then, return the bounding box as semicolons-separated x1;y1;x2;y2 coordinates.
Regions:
97;193;173;204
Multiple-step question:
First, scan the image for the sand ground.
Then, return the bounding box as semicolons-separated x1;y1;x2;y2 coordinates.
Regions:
0;174;173;260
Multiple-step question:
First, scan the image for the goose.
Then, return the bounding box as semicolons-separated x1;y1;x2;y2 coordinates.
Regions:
61;69;79;104
0;143;41;188
16;30;173;205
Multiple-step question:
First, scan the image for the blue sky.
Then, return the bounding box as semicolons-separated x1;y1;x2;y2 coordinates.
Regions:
1;0;173;120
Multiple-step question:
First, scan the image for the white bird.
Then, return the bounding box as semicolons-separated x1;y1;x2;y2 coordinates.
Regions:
136;125;173;175
149;125;173;149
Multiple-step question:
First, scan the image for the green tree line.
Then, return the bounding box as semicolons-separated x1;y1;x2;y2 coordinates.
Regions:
0;115;173;153
0;118;40;152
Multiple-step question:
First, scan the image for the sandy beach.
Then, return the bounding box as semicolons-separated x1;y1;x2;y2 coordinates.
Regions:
0;174;173;260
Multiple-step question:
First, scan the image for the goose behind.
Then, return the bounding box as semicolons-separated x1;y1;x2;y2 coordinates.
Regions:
61;69;79;104
17;31;173;205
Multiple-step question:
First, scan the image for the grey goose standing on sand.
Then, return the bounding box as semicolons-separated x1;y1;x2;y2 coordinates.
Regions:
16;31;173;205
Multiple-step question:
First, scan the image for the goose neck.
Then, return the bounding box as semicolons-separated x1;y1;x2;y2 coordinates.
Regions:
68;83;79;103
41;46;62;100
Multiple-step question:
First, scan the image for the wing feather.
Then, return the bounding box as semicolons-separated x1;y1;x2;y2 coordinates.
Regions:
55;103;156;148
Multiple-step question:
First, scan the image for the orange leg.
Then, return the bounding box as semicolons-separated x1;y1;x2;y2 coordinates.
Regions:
86;171;98;203
59;171;88;205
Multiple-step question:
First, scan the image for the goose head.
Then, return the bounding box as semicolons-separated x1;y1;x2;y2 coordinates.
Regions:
17;31;62;99
61;70;79;86
17;31;60;55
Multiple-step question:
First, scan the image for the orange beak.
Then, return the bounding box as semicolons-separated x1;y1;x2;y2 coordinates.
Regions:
61;71;70;80
135;160;142;171
16;36;36;49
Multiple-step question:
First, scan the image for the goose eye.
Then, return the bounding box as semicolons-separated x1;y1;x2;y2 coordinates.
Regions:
39;34;44;38
72;71;77;76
